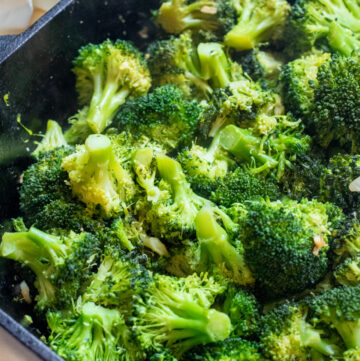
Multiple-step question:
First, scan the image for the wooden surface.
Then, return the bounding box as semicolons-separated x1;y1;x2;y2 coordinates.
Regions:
0;327;41;361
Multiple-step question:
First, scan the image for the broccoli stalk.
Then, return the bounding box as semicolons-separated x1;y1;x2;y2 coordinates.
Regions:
61;134;135;215
71;39;151;134
224;0;290;51
133;273;231;357
195;206;254;286
33;120;67;158
0;227;99;309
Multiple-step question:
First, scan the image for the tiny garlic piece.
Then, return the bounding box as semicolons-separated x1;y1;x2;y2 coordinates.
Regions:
20;280;32;304
313;234;327;256
349;177;360;192
201;6;217;14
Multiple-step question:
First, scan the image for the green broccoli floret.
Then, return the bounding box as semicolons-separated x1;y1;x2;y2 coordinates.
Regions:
186;337;266;360
194;206;254;286
260;303;341;360
280;50;331;119
209;167;281;207
61;134;136;216
48;302;138;361
306;53;360;151
156;0;236;36
308;284;360;350
224;0;290;51
147;32;212;99
288;0;360;57
334;255;360;287
221;284;260;337
141;155;212;241
133;273;231;358
219;123;311;180
239;198;342;299
343;347;360;361
113;85;201;151
64;107;92;145
70;39;150;134
0;227;100;310
318;154;360;213
33;120;68;158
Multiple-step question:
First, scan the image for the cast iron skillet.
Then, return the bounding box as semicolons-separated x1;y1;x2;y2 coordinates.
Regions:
0;0;159;359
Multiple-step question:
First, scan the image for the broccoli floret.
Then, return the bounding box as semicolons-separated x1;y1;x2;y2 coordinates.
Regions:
133;273;231;358
280;50;331;119
156;0;236;36
288;0;360;56
308;284;360;350
0;227;100;310
224;0;290;51
239;198;342;299
209;167;281;207
33;120;68;158
186;337;266;360
61;134;136;216
318;154;360;214
70;39;150;134
260;303;341;360
194;206;254;286
114;85;201;151
147;32;212;99
219;123;311;180
334;255;360;287
140;155;211;241
306;53;360;151
64;107;92;145
48;302;138;361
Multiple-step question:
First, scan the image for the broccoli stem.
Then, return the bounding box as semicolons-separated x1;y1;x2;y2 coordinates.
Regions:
85;134;113;163
328;21;360;56
331;317;360;349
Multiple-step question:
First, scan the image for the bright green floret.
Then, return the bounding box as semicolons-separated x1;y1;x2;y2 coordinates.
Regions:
224;0;290;51
114;85;201;151
133;273;231;358
0;227;100;310
71;39;151;134
61;134;136;216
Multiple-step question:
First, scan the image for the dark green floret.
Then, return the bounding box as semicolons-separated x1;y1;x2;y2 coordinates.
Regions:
334;255;360;287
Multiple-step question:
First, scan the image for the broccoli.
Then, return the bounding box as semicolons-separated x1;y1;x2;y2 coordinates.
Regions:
224;0;290;51
0;227;100;310
219;123;311;180
288;0;360;57
318;154;360;214
33;120;68;158
209;167;281;207
140;155;212;241
260;303;341;360
113;85;201;151
239;198;342;299
308;284;360;350
70;39;150;134
64;107;92;145
156;0;236;36
61;134;136;216
48;302;139;361
186;337;266;360
147;32;212;99
334;255;360;287
280;50;331;119
133;273;231;357
305;53;360;151
194;206;254;286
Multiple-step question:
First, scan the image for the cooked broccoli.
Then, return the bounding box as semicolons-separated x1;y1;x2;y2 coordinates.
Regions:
133;273;231;357
280;50;331;119
156;0;236;36
61;134;136;216
33;120;68;158
0;227;100;310
64;107;92;145
334;255;360;287
186;337;266;360
48;302;138;361
224;0;290;51
70;39;150;134
113;85;201;151
194;206;254;286
260;303;341;360
239;198;342;299
288;0;360;57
